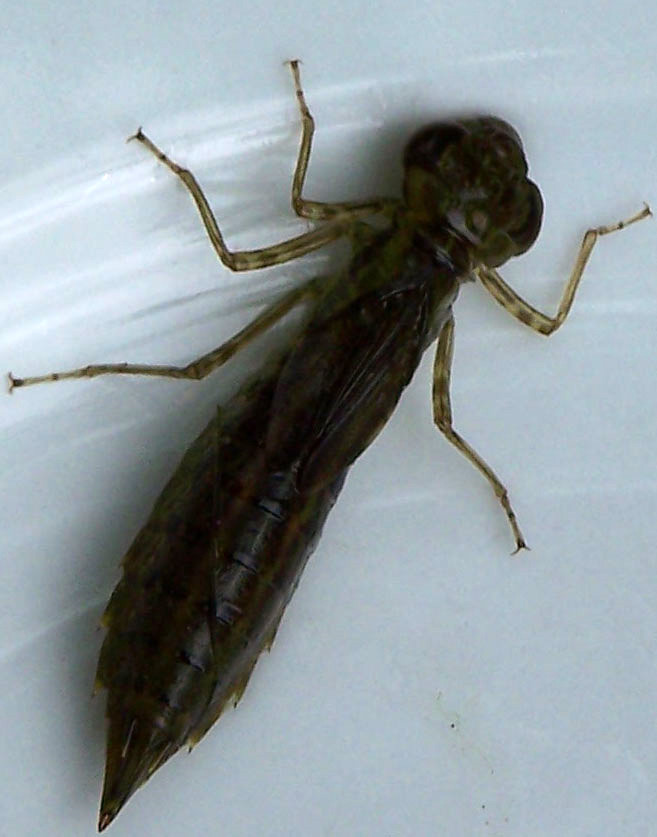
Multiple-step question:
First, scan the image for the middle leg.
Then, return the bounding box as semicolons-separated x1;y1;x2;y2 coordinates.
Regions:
130;129;351;271
432;315;527;552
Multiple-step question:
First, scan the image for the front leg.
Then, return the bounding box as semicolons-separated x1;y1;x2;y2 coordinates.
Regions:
432;315;527;552
286;60;397;222
476;205;651;334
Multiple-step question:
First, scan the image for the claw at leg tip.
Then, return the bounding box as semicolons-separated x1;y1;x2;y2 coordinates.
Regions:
126;128;144;144
7;372;23;393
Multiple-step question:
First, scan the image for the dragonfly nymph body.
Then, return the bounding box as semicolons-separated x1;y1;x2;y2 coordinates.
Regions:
9;61;649;830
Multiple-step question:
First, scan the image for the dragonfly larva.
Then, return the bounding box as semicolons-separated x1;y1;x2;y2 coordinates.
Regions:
9;61;650;830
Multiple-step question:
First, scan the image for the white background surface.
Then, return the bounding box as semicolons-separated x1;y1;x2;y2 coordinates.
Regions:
1;1;656;835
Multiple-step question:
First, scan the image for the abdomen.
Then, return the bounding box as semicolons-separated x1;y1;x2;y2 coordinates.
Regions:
97;353;346;817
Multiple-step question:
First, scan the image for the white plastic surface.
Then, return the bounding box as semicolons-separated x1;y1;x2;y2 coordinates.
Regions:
1;2;656;835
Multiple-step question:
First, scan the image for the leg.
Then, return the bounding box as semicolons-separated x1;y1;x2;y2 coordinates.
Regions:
130;129;350;270
476;204;651;334
286;60;398;221
432;315;527;552
9;280;319;391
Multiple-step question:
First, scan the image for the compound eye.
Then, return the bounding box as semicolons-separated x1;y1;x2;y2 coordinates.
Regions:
495;133;521;161
508;181;544;254
403;122;466;171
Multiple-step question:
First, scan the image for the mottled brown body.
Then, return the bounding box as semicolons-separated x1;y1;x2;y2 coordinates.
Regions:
97;225;461;823
96;354;345;820
9;61;648;831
